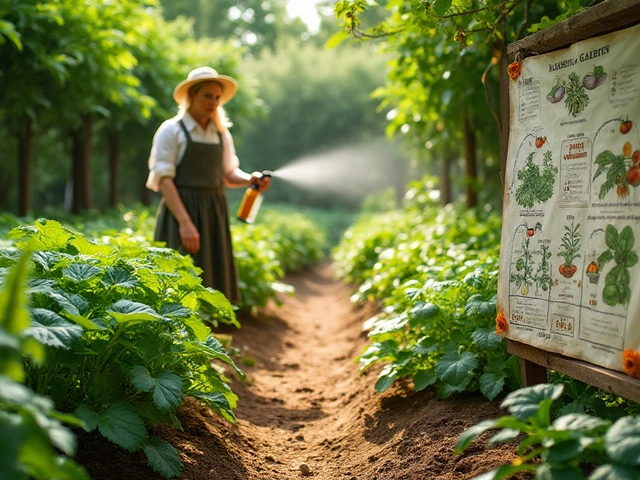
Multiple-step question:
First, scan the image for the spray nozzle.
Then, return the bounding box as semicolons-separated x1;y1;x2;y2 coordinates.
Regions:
261;170;273;178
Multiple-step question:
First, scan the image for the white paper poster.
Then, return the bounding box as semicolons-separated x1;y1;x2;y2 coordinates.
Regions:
498;23;640;377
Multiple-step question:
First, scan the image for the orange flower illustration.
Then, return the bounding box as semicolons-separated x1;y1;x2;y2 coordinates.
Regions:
623;349;640;378
507;60;521;80
496;312;508;336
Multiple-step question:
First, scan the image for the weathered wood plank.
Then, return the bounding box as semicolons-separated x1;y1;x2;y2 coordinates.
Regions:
507;340;640;404
508;0;640;60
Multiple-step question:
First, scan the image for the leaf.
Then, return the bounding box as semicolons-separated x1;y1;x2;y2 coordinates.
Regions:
325;30;351;49
62;263;103;283
159;304;191;319
500;384;563;422
454;419;497;453
465;295;497;318
375;364;398;392
435;350;478;385
0;411;26;480
552;413;609;432
130;366;182;411
605;416;640;466
144;436;182;479
472;327;503;350
619;226;635;254
534;463;583;480
102;267;139;289
0;251;31;335
191;391;237;423
488;428;520;445
24;308;83;349
107;299;161;324
412;369;436;391
410;302;440;319
605;224;620;251
545;438;584;463
479;371;505;401
590;464;640;480
93;404;146;451
70;237;113;256
432;0;453;16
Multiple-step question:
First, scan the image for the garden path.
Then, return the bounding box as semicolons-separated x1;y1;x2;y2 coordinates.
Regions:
77;263;527;479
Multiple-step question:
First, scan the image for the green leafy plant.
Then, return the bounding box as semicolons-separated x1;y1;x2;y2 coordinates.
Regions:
510;237;535;295
515;151;557;209
557;221;582;278
535;244;553;293
0;252;89;480
597;224;638;306
593;150;629;200
565;71;590;117
455;383;640;479
2;219;245;479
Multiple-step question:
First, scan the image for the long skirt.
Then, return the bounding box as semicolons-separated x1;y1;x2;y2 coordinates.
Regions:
154;187;241;303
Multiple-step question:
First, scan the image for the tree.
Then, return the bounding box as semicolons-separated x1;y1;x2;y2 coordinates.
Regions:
330;0;592;207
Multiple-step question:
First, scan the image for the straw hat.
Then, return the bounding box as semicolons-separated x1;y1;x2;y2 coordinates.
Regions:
173;66;238;105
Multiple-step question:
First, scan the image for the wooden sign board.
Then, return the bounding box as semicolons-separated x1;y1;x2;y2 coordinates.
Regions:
500;0;640;402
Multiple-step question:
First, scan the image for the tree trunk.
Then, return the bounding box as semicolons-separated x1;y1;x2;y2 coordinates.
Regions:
71;114;93;213
18;117;34;216
441;154;452;205
108;130;119;208
463;111;478;208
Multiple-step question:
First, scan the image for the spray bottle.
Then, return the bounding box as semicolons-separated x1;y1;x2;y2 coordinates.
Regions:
237;170;273;224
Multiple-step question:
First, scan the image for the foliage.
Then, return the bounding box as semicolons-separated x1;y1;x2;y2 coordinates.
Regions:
455;383;640;480
557;221;582;268
515;151;557;209
510;237;534;295
565;71;590;117
598;224;637;307
0;253;89;480
333;178;517;399
593;150;628;200
1;219;243;478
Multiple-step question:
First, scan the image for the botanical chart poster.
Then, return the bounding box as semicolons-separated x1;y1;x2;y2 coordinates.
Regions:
497;22;640;376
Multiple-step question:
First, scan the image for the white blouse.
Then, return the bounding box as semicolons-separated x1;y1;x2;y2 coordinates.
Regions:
146;111;240;192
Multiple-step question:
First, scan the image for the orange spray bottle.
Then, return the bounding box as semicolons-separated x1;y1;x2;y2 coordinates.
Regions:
237;170;273;224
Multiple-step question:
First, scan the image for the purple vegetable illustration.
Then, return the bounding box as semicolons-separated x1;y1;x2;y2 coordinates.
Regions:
583;65;607;90
546;79;566;104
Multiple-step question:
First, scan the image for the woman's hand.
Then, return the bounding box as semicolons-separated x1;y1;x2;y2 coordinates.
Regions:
250;171;271;192
179;219;200;254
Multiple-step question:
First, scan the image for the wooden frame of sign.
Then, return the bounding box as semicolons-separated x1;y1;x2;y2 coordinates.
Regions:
501;0;640;403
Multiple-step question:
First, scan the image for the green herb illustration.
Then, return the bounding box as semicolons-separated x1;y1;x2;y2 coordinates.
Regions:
593;149;629;200
535;244;553;293
557;221;581;278
597;224;638;306
515;151;557;208
511;237;535;295
565;71;589;117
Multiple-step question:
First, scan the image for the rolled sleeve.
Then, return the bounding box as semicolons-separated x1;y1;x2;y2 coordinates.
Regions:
146;121;180;192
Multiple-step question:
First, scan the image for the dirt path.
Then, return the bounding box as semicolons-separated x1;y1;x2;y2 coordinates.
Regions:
78;263;525;480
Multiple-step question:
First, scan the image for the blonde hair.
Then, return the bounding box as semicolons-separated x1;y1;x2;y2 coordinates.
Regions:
177;80;232;132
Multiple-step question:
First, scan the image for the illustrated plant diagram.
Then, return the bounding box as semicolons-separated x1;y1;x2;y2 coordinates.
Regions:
557;221;581;278
546;66;605;116
535;244;553;293
511;232;553;295
593;120;639;200
597;224;638;306
515;151;557;208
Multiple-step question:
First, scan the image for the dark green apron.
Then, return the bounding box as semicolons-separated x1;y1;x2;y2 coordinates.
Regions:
154;120;240;303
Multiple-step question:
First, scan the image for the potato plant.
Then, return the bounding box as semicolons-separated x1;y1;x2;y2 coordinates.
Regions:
456;384;640;479
0;253;88;480
1;220;244;478
333;195;519;400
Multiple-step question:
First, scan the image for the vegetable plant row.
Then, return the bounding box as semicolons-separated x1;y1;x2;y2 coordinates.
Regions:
0;207;326;479
333;178;518;400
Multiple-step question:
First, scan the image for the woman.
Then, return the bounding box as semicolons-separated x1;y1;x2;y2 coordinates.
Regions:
147;66;270;303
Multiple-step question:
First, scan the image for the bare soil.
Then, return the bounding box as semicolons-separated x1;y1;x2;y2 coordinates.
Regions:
76;263;527;480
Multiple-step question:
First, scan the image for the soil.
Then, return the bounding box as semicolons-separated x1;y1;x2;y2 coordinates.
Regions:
76;263;528;480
